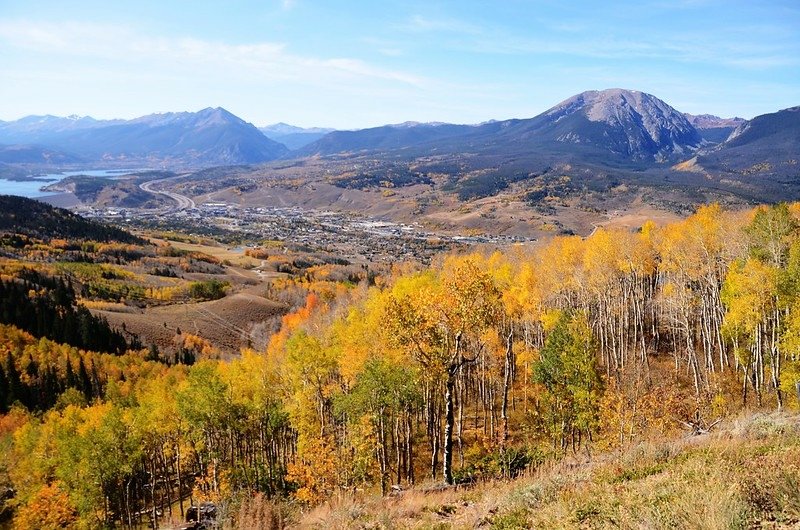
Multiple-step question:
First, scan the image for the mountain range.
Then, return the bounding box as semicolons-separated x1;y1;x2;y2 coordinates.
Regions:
694;106;800;178
684;113;747;144
259;123;335;150
294;89;757;166
0;108;287;166
0;89;796;179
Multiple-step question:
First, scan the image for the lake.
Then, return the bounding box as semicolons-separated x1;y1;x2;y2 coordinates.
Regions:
0;169;140;198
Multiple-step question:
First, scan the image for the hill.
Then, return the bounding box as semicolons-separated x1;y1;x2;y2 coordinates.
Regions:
0;195;142;243
3;203;800;529
0;108;288;166
695;106;800;178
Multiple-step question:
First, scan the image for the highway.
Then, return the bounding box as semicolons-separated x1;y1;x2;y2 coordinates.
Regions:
139;176;196;210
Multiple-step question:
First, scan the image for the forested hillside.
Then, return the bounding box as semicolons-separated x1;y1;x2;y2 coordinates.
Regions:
0;195;142;243
0;268;132;356
2;203;800;528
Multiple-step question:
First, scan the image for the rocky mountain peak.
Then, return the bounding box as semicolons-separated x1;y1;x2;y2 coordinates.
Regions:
543;88;703;160
195;107;244;126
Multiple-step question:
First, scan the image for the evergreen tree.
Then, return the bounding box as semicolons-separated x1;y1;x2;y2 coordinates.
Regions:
65;357;77;390
146;343;160;362
5;351;22;407
78;357;92;401
0;364;8;413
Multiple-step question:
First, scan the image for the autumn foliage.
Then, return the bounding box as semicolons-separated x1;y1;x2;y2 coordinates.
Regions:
2;202;800;528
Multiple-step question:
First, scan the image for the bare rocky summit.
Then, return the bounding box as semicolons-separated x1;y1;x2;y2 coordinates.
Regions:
541;89;703;160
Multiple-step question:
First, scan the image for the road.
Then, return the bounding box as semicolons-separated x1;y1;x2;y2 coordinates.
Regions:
139;176;196;210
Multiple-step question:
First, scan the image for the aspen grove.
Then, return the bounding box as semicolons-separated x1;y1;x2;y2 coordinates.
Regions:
3;203;800;528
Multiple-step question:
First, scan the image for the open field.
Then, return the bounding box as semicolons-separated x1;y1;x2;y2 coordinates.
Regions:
147;237;270;270
97;291;287;354
86;237;290;353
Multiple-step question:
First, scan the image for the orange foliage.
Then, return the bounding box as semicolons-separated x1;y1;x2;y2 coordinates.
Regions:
286;437;338;504
244;247;271;259
175;333;220;360
267;293;320;357
12;482;79;530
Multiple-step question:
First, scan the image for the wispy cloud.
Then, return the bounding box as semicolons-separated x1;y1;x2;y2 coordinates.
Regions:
447;29;799;70
0;20;429;88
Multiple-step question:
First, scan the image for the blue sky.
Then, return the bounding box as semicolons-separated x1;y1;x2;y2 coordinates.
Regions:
0;0;798;128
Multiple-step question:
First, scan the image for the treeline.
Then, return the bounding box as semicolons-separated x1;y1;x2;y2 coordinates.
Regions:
3;203;800;529
0;268;133;354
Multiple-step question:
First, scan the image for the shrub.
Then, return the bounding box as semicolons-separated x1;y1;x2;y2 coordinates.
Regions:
188;280;229;300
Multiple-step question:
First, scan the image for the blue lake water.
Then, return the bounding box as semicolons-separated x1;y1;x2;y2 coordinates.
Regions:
0;169;140;198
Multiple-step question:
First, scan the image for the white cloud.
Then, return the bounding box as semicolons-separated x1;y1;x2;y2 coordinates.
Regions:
0;20;428;88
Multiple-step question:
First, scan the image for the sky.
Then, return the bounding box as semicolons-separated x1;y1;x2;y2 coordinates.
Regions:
0;0;798;129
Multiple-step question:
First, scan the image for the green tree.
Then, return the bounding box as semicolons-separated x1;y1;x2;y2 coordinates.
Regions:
533;311;602;452
746;203;798;268
334;357;419;494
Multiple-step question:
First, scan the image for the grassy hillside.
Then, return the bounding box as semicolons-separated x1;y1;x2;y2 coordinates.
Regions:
301;412;800;529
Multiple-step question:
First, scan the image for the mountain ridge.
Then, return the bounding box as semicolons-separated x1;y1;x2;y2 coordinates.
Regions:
695;105;800;178
684;113;747;144
1;92;797;175
297;88;707;164
259;122;336;150
0;108;288;166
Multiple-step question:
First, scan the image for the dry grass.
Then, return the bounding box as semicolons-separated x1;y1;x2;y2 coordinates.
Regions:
96;293;287;354
149;237;263;268
227;493;287;530
294;412;800;529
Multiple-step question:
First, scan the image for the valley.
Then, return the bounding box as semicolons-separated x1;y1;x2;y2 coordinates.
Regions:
2;87;796;388
1;88;798;530
5;89;796;249
3;1;799;527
